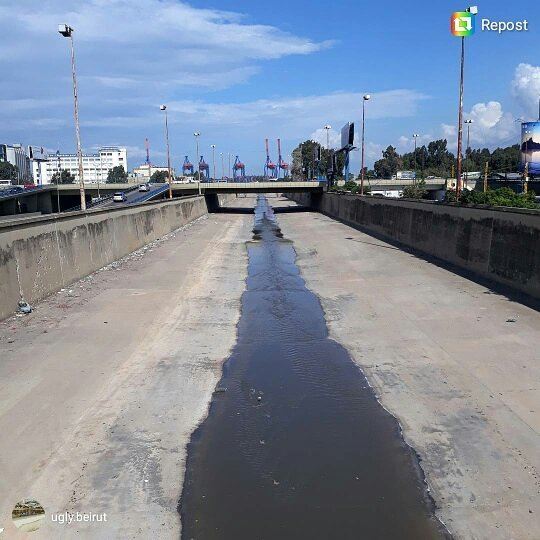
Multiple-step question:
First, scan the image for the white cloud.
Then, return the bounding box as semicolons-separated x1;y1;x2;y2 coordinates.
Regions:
396;133;432;153
440;102;517;150
166;89;428;128
511;63;540;119
309;127;340;149
3;0;330;90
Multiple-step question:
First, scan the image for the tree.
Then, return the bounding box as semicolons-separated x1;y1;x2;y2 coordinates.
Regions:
150;170;168;183
51;169;75;184
402;179;428;199
374;146;402;178
106;165;128;183
291;140;345;180
0;161;18;183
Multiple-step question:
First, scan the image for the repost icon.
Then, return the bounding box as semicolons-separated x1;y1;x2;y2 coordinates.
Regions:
451;11;476;36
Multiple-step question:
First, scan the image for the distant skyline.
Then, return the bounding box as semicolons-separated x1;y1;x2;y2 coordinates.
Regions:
1;0;539;174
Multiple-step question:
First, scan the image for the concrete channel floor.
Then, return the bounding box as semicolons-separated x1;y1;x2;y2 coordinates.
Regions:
0;197;255;539
0;194;538;539
276;197;540;540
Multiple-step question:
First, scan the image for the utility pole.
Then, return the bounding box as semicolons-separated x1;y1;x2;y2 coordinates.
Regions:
483;160;488;193
456;35;465;198
413;134;419;185
194;132;201;195
360;94;370;195
524;161;529;194
160;105;173;199
455;6;477;198
58;24;86;210
464;119;473;189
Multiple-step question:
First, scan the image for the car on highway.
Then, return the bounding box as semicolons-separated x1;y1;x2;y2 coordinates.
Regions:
113;191;127;202
138;183;150;192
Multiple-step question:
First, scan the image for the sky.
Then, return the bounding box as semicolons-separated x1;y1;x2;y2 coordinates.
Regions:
1;0;539;174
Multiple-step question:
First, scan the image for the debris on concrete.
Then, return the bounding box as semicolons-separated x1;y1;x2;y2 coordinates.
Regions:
17;300;32;314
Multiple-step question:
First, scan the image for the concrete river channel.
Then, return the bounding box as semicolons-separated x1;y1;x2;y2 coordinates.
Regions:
180;195;450;539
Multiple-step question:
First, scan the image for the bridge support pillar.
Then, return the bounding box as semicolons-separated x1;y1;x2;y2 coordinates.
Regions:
204;193;220;213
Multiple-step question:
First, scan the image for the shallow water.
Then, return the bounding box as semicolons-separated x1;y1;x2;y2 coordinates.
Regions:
180;195;449;539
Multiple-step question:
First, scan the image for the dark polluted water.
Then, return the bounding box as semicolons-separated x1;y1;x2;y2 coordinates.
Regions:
180;195;449;540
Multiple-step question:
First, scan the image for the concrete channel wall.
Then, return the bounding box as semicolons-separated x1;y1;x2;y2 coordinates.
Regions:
290;192;540;301
0;195;233;320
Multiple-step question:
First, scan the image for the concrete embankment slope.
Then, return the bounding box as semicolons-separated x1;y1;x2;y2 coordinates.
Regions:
276;197;540;540
290;192;540;301
0;199;253;538
0;195;231;320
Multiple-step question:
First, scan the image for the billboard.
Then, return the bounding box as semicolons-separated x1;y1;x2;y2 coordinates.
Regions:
340;122;354;150
521;122;540;175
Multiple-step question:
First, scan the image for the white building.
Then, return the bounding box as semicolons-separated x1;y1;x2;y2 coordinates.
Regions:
131;164;174;181
0;144;32;182
39;147;128;184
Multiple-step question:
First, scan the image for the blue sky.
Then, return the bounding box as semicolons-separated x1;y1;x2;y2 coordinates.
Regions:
1;0;539;174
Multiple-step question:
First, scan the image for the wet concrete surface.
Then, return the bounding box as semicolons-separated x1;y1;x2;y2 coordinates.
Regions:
180;195;448;539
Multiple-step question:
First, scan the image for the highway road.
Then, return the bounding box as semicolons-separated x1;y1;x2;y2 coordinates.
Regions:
90;182;170;209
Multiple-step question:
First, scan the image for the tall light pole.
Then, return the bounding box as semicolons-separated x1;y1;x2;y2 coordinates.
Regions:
194;132;201;194
160;105;173;199
464;119;473;185
360;94;370;195
58;24;86;210
210;144;216;182
220;152;224;181
323;125;332;150
228;152;231;179
455;6;478;198
413;134;419;184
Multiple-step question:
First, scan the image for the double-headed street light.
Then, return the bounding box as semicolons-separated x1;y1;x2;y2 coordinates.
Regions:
58;24;86;211
210;144;216;182
360;94;370;195
323;125;332;150
160;105;173;199
413;134;419;183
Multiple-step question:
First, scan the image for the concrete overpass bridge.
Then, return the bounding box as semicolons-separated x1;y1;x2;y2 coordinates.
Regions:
0;181;325;217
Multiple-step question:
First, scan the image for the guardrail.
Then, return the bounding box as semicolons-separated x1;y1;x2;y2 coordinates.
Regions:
0;185;46;199
129;183;170;204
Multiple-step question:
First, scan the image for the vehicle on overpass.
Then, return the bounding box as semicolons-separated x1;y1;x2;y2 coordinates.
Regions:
138;183;150;192
113;191;127;202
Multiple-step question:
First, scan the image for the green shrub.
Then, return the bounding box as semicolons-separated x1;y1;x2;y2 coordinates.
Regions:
459;187;538;209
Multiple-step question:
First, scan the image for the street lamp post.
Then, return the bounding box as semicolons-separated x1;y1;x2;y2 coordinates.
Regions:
228;152;231;179
323;125;332;150
211;144;216;182
413;134;419;184
360;94;370;195
58;24;86;211
220;152;224;181
194;132;201;194
464;119;473;186
160;105;173;199
455;6;478;198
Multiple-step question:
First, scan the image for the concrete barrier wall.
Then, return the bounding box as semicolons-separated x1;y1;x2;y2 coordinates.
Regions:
0;195;231;320
290;192;540;301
